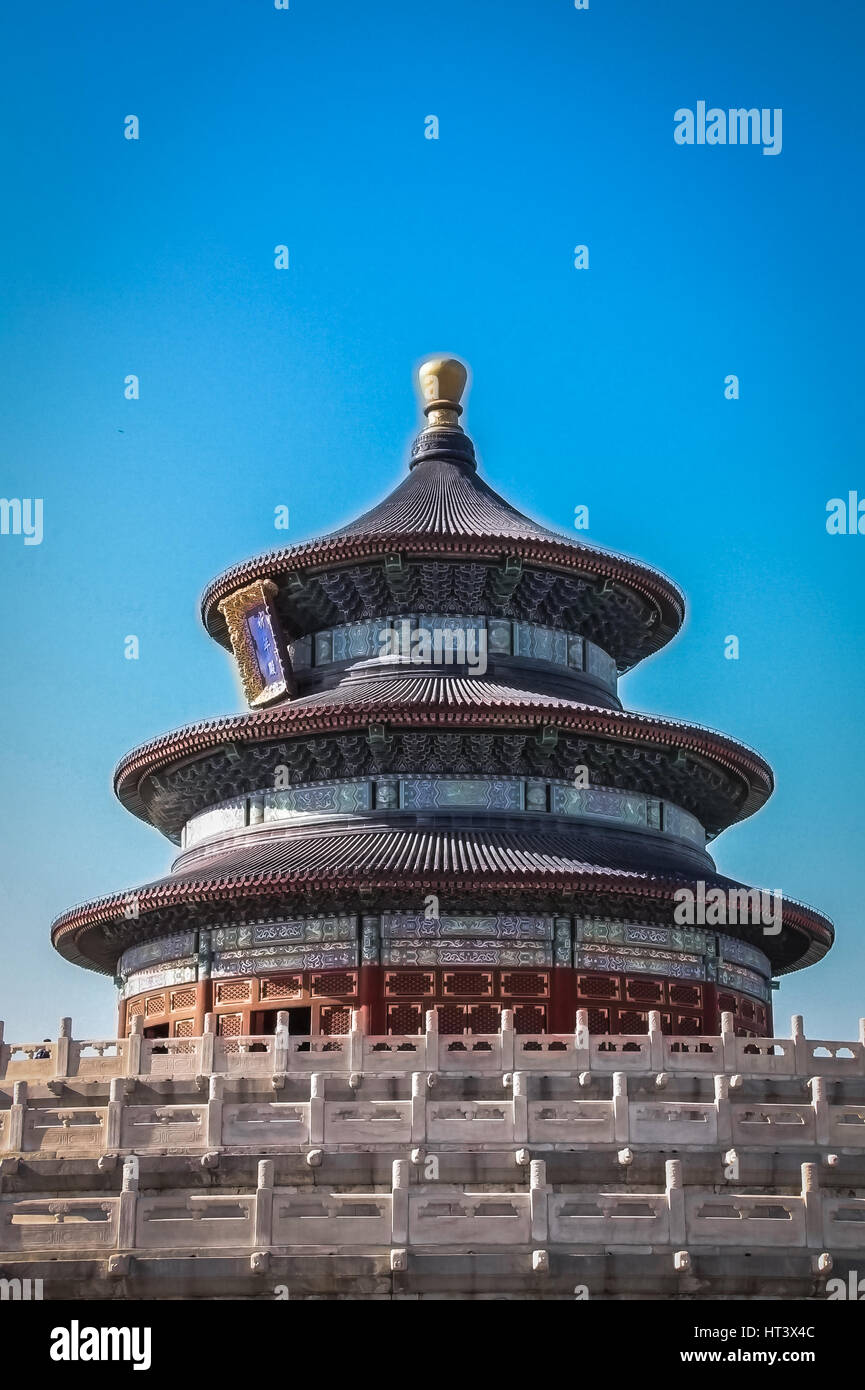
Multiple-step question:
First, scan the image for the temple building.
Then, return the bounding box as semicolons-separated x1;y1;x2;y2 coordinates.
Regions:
2;357;858;1303
52;357;832;1043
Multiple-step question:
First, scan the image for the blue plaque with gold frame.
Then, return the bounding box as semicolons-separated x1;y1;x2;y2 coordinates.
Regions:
217;579;294;707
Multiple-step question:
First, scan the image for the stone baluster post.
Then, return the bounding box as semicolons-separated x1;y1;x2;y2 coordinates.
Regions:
530;1158;549;1244
810;1077;830;1148
8;1081;26;1152
254;1159;274;1249
666;1159;686;1246
500;1008;514;1071
309;1074;325;1145
801;1162;823;1248
720;1011;736;1072
55;1018;72;1079
714;1074;732;1147
392;1158;410;1246
207;1075;224;1149
648;1011;664;1070
512;1071;529;1145
425;1009;438;1072
574;1008;590;1065
410;1073;427;1145
106;1077;126;1149
0;1020;7;1081
273;1011;289;1074
125;1015;143;1077
791;1015;807;1075
200;1013;217;1076
349;1007;366;1072
118;1155;139;1250
612;1072;629;1144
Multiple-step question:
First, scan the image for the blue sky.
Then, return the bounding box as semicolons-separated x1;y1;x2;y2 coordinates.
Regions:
1;0;863;1042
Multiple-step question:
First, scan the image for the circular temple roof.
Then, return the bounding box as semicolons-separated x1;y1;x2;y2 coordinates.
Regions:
200;413;686;665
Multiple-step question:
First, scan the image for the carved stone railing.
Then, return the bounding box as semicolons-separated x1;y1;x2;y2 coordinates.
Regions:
0;1158;858;1262
1;1011;864;1086
3;1068;865;1158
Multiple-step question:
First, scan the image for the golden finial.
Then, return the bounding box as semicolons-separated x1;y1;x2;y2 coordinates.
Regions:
417;356;468;430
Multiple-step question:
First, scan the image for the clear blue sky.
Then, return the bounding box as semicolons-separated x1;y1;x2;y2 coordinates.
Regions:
1;0;863;1042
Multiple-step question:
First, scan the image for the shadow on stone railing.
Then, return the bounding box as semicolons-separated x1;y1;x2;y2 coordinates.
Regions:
1;1012;865;1085
0;1157;858;1266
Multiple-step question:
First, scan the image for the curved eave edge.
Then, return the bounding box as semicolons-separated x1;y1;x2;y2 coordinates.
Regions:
51;870;833;977
112;704;774;836
199;532;686;652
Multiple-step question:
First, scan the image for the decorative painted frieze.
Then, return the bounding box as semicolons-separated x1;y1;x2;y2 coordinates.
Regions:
208;916;357;952
380;913;553;939
212;942;358;976
514;622;568;666
289;613;618;689
400;777;522;811
119;931;198;978
718;934;772;977
121;962;197;999
383;940;552;967
554;918;573;966
576;942;705;982
575;918;716;956
182;776;708;850
717;962;771;1002
265;781;371;821
662;802;706;845
552;784;648;825
361;916;381;964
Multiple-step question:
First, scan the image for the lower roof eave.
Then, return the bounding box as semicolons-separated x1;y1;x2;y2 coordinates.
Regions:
50;864;834;979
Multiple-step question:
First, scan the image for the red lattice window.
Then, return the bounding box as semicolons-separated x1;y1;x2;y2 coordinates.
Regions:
170;989;197;1012
387;1003;424;1035
319;1006;352;1036
675;1014;702;1036
467;1003;501;1034
577;974;620;1000
615;1010;649;1034
437;1005;466;1035
442;972;493;998
128;999;144;1018
669;983;702;1007
385;972;435;997
718;993;737;1014
260;974;304;1000
585;1008;610;1034
625;978;664;1004
215;980;251;1005
501;972;549;998
514;1004;547;1034
310;971;358;997
144;995;166;1018
218;1013;243;1037
174;1018;195;1037
740;998;756;1021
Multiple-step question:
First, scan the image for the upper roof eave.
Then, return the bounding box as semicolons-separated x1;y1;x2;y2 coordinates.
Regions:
200;529;686;653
